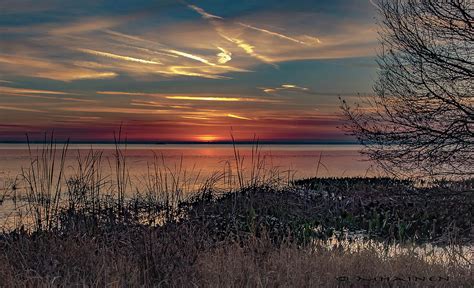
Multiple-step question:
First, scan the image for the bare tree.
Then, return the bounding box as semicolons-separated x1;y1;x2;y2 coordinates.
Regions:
342;0;473;178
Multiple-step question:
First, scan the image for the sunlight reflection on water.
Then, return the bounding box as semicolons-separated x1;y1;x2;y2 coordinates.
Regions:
0;144;376;181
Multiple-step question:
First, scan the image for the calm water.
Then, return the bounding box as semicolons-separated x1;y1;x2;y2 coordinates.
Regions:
0;144;376;183
0;144;378;226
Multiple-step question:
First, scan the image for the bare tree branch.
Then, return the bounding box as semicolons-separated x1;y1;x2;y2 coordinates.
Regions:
342;0;473;179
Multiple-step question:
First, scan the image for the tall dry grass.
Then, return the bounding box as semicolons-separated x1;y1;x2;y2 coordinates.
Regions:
0;232;471;287
20;134;69;231
196;237;472;287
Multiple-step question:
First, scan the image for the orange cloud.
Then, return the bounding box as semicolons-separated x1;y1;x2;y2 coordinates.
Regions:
0;86;72;95
166;95;280;103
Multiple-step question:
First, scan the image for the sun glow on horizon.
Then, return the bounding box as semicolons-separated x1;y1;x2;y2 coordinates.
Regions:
195;135;219;142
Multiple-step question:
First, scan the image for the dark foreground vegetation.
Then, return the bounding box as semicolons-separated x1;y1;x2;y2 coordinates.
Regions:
0;175;472;287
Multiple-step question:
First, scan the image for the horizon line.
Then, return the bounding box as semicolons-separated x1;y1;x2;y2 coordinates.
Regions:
0;140;360;145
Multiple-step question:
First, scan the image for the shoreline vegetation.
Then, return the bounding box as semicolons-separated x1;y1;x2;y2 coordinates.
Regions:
0;139;472;287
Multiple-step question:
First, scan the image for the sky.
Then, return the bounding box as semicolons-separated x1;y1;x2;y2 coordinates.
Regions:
0;0;379;143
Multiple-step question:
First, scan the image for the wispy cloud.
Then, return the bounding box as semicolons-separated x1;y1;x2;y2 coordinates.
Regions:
227;113;251;120
0;105;43;113
97;91;284;104
219;34;274;63
60;107;173;114
0;2;376;84
166;95;279;103
97;91;156;96
76;48;162;64
104;29;165;46
186;4;376;64
187;5;223;20
157;67;230;79
261;84;310;94
281;84;309;90
166;96;243;102
0;86;72;95
0;54;118;81
237;22;318;46
165;49;215;66
217;47;232;64
0;86;100;103
185;4;275;64
181;115;211;120
76;30;245;79
48;17;123;35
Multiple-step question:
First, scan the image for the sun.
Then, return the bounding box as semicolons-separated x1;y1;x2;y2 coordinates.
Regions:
195;135;218;142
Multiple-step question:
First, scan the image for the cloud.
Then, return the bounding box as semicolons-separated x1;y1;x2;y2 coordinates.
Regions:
165;95;280;103
0;54;118;81
281;84;309;90
165;49;215;66
78;30;247;79
166;95;240;102
48;18;123;35
217;47;232;64
156;66;230;79
104;29;164;45
0;86;72;95
0;86;99;103
181;115;210;120
261;84;310;94
237;22;318;46
76;48;162;64
184;3;375;66
218;34;274;63
187;5;223;20
0;105;43;113
0;2;377;83
227;113;251;120
97;91;257;101
97;91;156;96
60;106;173;114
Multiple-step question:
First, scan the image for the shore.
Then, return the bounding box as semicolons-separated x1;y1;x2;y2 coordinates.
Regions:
0;176;472;287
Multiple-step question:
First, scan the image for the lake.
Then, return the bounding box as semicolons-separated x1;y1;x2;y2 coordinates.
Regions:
0;144;377;184
0;143;378;226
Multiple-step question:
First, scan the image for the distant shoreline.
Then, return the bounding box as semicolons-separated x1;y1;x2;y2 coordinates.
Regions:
0;141;359;145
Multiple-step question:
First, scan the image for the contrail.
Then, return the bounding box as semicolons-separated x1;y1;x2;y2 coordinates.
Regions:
77;48;161;64
166;49;216;66
187;5;223;20
237;22;309;46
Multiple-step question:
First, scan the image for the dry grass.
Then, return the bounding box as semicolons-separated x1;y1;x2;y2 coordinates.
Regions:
0;231;471;287
197;239;472;288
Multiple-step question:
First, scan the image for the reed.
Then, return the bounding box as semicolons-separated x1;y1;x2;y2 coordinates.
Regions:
20;133;69;231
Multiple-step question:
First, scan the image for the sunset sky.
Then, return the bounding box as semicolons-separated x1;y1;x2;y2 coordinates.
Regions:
0;0;378;143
